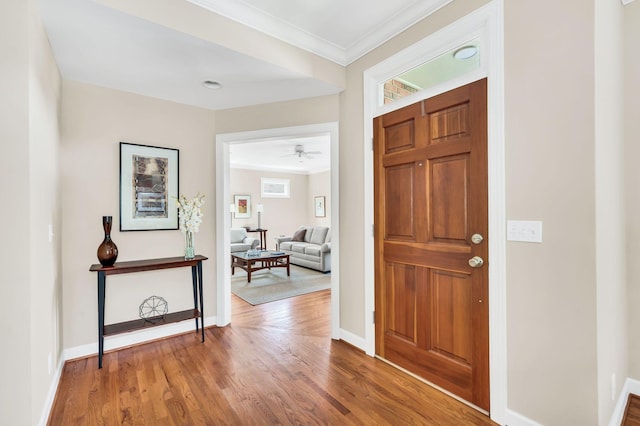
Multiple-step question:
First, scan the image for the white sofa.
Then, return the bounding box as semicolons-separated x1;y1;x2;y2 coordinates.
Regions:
275;226;331;272
230;228;260;253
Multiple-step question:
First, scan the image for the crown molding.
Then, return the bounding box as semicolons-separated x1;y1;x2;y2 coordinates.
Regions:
621;0;636;4
186;0;453;66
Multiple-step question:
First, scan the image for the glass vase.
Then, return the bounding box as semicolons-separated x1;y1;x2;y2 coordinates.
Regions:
184;231;195;260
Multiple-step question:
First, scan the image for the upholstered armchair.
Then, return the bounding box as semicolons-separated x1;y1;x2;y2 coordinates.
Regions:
230;228;260;253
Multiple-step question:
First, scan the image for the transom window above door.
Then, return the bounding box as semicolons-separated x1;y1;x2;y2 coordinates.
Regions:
381;38;481;105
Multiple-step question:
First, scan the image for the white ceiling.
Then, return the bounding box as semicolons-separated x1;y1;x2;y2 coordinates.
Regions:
36;0;450;171
230;135;331;175
187;0;453;64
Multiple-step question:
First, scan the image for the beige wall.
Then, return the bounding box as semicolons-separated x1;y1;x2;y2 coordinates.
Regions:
308;171;331;227
625;0;640;380
28;1;63;424
230;168;310;247
60;81;216;347
0;1;62;424
215;95;339;135
504;1;599;424
0;1;32;423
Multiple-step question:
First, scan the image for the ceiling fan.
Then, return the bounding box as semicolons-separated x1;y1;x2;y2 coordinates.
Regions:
282;144;323;159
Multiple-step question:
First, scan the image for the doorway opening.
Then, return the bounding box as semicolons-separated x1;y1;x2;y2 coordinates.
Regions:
216;122;340;338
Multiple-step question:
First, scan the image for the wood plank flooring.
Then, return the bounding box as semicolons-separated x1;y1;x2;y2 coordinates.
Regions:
624;394;640;426
49;290;497;425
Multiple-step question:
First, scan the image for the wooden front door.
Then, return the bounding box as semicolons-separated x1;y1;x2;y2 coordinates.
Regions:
373;79;489;411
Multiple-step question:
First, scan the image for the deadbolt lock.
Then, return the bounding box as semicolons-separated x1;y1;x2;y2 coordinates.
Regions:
471;233;484;244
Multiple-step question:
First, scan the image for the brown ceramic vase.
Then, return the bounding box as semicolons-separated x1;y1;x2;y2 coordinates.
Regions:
97;216;118;266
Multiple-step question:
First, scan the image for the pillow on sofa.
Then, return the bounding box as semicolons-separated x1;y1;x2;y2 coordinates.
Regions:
292;228;306;242
310;227;329;245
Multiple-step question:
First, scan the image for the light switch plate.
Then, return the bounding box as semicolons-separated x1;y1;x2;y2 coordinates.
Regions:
507;220;543;243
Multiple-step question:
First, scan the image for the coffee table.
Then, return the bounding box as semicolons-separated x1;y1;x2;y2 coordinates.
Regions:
231;251;290;283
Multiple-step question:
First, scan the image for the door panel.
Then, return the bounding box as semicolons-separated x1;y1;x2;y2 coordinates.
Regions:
385;262;417;343
430;155;469;242
385;164;415;240
374;79;489;411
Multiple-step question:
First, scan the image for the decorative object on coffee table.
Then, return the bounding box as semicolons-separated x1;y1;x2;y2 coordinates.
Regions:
177;193;205;259
97;215;118;266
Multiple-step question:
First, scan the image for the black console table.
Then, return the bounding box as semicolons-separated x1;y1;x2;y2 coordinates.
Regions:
89;255;208;368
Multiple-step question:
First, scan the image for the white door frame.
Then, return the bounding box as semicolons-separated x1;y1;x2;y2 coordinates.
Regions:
215;122;340;339
363;1;506;423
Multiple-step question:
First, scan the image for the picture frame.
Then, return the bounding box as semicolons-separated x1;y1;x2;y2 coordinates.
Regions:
234;194;251;218
314;195;326;217
261;177;290;198
119;142;179;231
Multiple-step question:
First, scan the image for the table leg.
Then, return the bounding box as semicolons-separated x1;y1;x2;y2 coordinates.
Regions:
197;261;205;343
287;256;290;276
191;265;199;331
97;271;105;369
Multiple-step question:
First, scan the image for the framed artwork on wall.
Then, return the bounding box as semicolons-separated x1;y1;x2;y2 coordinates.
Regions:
314;195;326;217
234;194;251;218
119;142;179;231
261;177;290;198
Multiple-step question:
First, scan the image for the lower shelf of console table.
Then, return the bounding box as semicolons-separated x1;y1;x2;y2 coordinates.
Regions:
90;255;208;368
103;308;201;336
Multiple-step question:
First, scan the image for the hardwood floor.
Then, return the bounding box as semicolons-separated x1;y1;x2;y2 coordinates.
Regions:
624;394;640;425
49;290;496;425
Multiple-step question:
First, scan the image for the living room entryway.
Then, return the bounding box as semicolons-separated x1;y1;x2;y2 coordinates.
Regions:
215;123;340;335
373;79;490;411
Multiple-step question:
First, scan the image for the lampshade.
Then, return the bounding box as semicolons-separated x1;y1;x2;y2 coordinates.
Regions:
256;203;264;213
229;203;236;213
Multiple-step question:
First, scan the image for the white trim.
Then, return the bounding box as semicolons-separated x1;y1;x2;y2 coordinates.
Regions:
339;328;368;350
609;377;640;426
186;0;453;65
37;357;65;426
62;315;217;361
362;1;506;423
503;409;544;426
216;122;341;339
621;0;636;5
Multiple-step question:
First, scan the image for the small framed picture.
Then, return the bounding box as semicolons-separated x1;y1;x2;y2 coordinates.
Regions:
314;196;326;217
234;194;251;218
119;142;179;231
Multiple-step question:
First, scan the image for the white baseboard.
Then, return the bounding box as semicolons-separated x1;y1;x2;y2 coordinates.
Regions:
64;315;217;361
502;408;544;426
609;377;640;426
339;328;367;352
37;356;65;426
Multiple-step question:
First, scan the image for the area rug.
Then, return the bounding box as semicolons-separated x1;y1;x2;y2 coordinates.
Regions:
231;265;330;305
